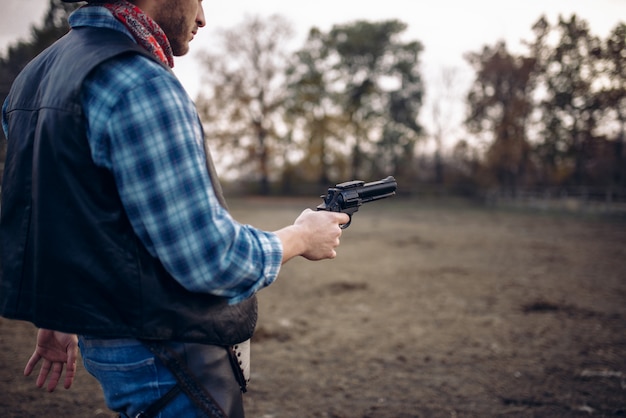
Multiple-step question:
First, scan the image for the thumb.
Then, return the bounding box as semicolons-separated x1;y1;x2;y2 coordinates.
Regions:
24;351;42;377
63;338;79;389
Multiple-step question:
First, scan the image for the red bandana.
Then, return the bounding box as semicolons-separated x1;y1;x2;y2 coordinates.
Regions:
89;0;174;68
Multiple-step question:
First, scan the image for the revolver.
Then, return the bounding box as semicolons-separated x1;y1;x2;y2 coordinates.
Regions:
316;176;397;228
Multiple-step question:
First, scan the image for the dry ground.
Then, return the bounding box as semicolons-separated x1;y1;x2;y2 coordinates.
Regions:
1;197;625;417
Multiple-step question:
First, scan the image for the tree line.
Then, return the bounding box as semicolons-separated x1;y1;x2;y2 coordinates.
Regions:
464;15;626;198
1;1;624;198
196;16;424;194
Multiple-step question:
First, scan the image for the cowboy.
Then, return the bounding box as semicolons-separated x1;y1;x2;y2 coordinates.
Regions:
0;0;348;416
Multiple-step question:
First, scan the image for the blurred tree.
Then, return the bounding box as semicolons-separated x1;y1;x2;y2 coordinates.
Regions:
532;15;604;186
448;138;483;196
0;0;76;90
287;20;424;183
328;20;424;180
196;15;294;195
465;42;536;193
599;23;626;187
464;14;625;195
284;27;348;186
0;0;79;182
525;16;561;187
430;66;462;185
376;33;424;180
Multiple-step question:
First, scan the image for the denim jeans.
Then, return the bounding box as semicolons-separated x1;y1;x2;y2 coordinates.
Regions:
79;336;244;418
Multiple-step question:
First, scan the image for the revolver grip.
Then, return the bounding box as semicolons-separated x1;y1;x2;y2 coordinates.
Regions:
338;206;360;229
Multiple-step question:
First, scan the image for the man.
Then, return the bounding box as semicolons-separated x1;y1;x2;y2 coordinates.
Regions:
0;0;349;416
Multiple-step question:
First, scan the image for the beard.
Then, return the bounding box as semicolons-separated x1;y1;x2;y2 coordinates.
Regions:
153;3;192;56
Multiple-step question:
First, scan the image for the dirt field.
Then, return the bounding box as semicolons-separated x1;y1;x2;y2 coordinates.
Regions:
1;197;625;417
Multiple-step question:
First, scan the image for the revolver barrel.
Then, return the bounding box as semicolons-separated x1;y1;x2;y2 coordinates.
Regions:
356;176;397;202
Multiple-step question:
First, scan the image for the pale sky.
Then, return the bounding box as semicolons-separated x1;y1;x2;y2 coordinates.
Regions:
1;0;625;146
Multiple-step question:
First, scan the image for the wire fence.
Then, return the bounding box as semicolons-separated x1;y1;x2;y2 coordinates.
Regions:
486;186;626;216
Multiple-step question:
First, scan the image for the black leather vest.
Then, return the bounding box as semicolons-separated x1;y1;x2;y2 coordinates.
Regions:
0;27;257;346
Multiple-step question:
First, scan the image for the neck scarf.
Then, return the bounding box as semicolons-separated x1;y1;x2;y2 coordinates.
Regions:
90;0;174;68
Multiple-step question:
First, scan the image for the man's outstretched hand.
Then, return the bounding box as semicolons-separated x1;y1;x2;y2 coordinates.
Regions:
24;329;78;392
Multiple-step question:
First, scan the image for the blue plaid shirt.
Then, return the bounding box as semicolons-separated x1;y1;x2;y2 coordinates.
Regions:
3;7;283;304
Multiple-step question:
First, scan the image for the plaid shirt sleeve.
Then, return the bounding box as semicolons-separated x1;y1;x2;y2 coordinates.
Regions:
81;54;283;304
